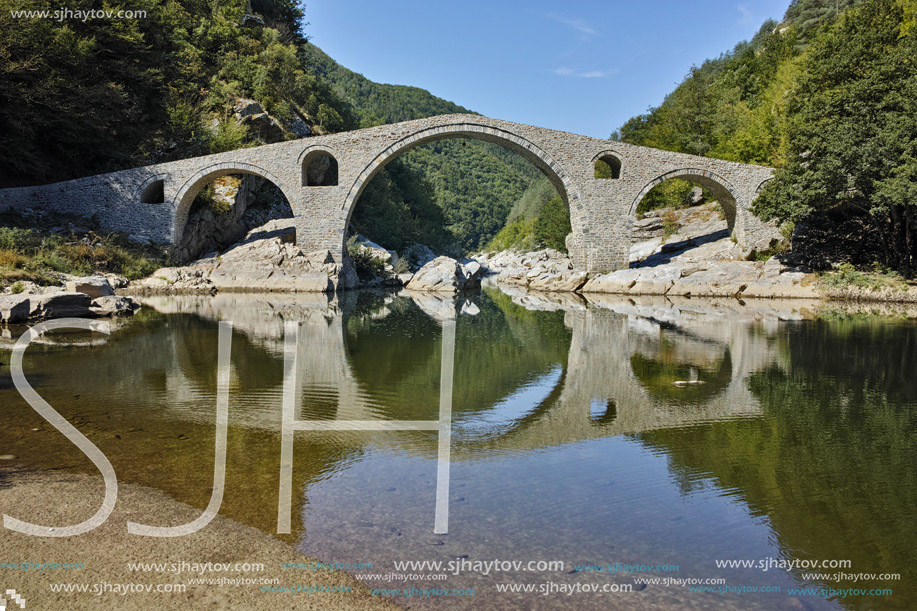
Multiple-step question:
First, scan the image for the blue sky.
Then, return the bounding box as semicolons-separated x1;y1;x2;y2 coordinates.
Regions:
306;0;792;138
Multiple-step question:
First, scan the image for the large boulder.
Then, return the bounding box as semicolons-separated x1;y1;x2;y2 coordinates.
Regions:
403;244;436;270
65;276;114;299
133;225;354;294
89;295;140;317
14;292;94;321
232;97;264;118
352;235;399;266
240;112;284;143
0;295;31;324
406;256;483;294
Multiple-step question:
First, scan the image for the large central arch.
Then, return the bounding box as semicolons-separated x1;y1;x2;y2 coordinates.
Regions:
339;122;582;234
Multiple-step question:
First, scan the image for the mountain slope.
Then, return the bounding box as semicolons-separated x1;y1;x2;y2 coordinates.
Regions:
301;43;551;252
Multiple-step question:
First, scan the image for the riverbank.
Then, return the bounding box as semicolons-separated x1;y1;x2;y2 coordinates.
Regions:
6;203;917;305
0;467;399;610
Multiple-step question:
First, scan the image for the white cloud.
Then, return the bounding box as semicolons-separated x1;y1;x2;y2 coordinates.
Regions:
736;3;754;23
540;12;599;37
552;67;616;78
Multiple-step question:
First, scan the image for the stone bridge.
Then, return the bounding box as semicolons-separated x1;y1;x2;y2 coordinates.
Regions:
0;114;777;273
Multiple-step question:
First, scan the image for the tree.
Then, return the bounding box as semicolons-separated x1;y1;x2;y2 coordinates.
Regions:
755;0;917;274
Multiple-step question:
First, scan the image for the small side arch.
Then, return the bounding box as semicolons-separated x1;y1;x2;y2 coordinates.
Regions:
172;162;288;244
138;175;166;204
299;145;339;187
593;151;623;179
630;169;740;232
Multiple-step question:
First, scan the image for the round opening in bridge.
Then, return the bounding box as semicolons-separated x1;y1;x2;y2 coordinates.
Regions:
594;154;622;179
302;151;339;186
346;136;571;271
140;179;165;204
175;173;294;264
630;175;737;267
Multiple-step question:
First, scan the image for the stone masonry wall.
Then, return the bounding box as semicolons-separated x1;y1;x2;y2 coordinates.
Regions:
0;114;777;272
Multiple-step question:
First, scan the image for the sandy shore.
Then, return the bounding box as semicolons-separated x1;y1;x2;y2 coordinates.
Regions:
0;467;400;610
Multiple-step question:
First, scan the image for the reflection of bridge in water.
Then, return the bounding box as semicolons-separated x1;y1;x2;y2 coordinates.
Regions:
138;291;793;454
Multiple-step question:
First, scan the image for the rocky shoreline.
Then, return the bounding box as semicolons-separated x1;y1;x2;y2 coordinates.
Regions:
7;202;917;314
1;276;140;324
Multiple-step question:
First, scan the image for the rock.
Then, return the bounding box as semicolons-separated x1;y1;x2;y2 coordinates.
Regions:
240;112;284;143
284;114;312;137
403;244;436;270
478;248;585;293
353;235;398;266
17;292;94;321
233;97;264;118
104;274;129;290
406;256;482;294
89;296;139;317
0;295;31;323
460;259;481;278
134;227;355;294
65;276;114;299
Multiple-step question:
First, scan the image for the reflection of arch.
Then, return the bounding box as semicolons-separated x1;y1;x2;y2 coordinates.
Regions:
299;146;339;187
630;169;740;232
593;151;623;179
630;351;733;405
172;162;288;243
138;175;166;204
341;122;580;227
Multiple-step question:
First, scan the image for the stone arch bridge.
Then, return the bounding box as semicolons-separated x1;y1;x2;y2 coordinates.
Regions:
0;114;777;273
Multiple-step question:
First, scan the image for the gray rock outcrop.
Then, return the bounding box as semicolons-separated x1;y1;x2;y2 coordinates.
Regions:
405;256;484;294
65;276;114;299
132;222;357;294
0;292;140;323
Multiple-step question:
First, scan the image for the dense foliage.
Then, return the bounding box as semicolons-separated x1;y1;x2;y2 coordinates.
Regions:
616;0;917;274
0;0;354;185
755;0;917;274
486;176;570;252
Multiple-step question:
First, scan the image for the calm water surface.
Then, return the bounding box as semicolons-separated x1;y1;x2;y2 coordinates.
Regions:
1;289;915;610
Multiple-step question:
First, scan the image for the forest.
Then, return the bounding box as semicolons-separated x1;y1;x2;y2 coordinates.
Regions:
615;0;917;274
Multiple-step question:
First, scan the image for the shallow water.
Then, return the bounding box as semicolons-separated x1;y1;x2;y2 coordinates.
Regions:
1;289;914;610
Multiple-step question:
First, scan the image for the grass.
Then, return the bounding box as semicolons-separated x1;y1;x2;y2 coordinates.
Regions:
818;263;908;293
0;211;169;289
661;209;679;239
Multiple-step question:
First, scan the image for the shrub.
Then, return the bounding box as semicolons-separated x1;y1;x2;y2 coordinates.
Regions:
662;210;680;239
346;236;386;279
819;263;907;293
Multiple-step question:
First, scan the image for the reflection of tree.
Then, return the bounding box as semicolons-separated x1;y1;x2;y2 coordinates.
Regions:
343;292;570;422
636;318;917;610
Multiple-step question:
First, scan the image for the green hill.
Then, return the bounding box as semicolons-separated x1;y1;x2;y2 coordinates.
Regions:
300;43;551;252
0;0;553;254
614;0;917;275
